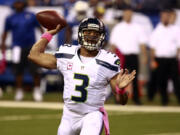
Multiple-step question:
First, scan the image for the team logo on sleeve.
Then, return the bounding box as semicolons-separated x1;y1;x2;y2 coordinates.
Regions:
67;62;73;70
114;59;120;66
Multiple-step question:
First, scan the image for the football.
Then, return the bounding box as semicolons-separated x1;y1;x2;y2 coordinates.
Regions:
36;10;67;30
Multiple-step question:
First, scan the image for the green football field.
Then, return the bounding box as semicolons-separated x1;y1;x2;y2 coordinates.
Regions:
0;92;180;135
0;105;180;135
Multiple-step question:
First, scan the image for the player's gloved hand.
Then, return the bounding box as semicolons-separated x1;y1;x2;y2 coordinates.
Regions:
47;24;61;35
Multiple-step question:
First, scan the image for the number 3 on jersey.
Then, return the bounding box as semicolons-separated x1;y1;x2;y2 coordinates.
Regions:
71;73;89;102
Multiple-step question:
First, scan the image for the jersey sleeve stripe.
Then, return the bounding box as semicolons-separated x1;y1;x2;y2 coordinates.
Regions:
55;53;74;59
95;59;119;72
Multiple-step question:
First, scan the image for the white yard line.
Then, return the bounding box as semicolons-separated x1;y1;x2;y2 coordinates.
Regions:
0;112;134;121
0;101;180;113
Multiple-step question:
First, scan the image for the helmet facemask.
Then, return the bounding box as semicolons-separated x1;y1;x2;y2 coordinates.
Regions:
79;29;105;51
78;18;106;51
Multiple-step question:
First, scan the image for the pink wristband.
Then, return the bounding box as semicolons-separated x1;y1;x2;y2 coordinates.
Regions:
115;85;126;95
41;32;53;42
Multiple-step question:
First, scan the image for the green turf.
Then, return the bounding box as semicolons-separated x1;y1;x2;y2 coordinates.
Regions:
1;91;63;102
109;113;180;135
0;107;180;135
1;90;180;106
0;108;61;135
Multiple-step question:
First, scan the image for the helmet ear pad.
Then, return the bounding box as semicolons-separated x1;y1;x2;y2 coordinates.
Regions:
78;18;106;51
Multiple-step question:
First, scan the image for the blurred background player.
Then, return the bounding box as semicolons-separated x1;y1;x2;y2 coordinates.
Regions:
169;9;180;78
109;6;148;105
0;0;43;101
147;9;180;102
93;5;110;49
149;8;180;105
65;1;89;45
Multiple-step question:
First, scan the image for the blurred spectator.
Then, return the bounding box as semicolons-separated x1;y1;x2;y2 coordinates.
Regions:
62;0;76;17
149;9;180;105
89;0;99;7
38;0;53;6
169;9;178;24
110;6;148;105
103;0;125;31
131;0;143;10
114;0;129;10
0;0;16;6
0;50;6;98
169;10;180;76
27;0;37;7
53;0;66;6
93;5;109;48
140;0;177;11
87;0;99;17
177;0;180;8
65;1;89;45
147;51;158;101
0;0;44;101
168;10;180;79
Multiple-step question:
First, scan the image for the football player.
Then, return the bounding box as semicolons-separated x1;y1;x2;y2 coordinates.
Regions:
28;18;136;135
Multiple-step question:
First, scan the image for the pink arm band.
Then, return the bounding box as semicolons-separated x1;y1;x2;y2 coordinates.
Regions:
115;85;126;95
41;32;53;42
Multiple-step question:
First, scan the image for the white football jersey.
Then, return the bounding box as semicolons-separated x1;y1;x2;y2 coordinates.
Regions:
55;45;120;114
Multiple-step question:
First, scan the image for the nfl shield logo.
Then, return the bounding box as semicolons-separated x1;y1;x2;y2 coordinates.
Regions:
67;63;73;70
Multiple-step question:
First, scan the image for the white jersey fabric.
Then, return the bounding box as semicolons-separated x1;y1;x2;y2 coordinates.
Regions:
149;23;180;58
55;45;120;114
110;21;148;55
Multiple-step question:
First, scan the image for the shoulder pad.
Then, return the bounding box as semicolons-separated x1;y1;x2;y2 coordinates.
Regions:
55;44;79;59
57;44;79;54
96;49;120;71
99;49;120;65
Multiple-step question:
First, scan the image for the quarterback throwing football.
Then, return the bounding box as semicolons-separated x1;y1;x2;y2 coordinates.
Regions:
28;18;136;135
